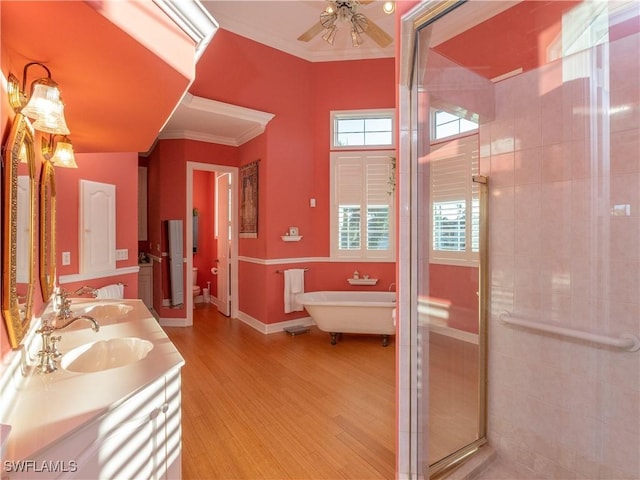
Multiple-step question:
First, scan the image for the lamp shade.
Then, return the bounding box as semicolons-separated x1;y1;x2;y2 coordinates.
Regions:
21;78;70;135
51;137;77;168
31;101;71;135
21;78;61;118
322;26;338;45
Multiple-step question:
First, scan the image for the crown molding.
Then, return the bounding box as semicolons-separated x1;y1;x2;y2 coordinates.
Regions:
158;93;275;146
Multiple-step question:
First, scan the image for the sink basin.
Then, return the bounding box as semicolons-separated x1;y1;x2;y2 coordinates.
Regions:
77;303;134;321
61;337;153;373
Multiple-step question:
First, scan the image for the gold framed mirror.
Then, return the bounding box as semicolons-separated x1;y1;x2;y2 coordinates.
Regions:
40;159;56;301
2;113;36;348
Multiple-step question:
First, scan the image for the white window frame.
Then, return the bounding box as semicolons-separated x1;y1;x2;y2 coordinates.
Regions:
431;108;478;142
331;109;396;150
330;150;396;262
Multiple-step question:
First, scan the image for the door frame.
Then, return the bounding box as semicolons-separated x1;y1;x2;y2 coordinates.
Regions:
186;161;239;325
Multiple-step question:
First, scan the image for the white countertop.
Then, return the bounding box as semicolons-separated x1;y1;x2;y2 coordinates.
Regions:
2;299;184;462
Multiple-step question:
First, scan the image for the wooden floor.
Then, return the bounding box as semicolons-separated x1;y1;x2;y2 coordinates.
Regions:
163;305;396;480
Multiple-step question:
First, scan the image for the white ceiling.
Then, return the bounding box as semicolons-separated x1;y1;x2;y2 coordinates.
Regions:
158;1;397;149
200;0;396;62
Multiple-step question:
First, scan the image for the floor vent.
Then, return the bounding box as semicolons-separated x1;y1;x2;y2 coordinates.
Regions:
284;325;310;336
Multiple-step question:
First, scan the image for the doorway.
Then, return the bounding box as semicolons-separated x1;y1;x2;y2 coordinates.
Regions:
186;162;239;326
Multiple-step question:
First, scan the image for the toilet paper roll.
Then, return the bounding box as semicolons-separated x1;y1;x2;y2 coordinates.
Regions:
211;267;218;275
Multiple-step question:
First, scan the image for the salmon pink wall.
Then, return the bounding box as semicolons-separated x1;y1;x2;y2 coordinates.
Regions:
147;138;239;318
309;58;396;257
56;152;139;297
433;1;580;80
429;264;479;333
150;30;396;326
238;134;268;260
429;264;479;311
194;31;317;261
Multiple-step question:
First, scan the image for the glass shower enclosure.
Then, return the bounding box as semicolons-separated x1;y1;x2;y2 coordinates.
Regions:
401;0;640;478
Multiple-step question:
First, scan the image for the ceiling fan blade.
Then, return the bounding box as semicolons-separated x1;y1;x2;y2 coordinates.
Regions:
364;15;393;48
298;21;325;42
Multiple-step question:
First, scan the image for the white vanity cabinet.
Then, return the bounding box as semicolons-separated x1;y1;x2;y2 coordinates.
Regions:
2;302;185;480
138;262;153;309
9;367;182;480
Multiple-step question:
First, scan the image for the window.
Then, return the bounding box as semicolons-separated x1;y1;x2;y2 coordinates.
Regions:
429;134;479;265
432;109;478;141
331;151;395;261
331;109;395;149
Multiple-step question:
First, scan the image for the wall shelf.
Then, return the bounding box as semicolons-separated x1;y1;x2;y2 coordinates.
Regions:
281;235;302;242
347;278;378;285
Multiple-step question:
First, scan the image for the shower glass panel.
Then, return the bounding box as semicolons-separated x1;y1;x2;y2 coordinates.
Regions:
414;2;491;474
412;1;640;478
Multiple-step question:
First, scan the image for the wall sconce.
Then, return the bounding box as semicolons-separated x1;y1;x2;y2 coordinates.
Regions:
42;134;77;168
7;62;70;135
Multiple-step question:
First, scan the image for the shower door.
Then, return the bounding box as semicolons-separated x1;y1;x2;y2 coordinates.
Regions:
410;1;493;477
404;1;640;478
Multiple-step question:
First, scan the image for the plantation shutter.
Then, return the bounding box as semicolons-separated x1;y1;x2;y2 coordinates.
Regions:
366;159;392;254
331;151;395;260
336;159;363;251
429;135;479;264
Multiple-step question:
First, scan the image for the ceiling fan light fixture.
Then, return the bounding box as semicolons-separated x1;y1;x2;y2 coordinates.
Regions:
351;12;367;32
322;25;338;45
351;28;363;47
300;0;391;49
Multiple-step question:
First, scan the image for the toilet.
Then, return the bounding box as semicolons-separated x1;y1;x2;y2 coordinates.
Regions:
192;267;201;304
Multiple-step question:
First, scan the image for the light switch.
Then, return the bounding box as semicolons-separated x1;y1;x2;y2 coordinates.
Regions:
310;198;316;208
62;252;71;266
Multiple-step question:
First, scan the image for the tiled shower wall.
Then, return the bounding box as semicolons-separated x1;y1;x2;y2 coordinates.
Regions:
484;34;639;479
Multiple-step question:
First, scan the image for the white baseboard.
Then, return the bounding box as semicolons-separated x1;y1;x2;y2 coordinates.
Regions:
211;296;221;309
429;320;478;344
158;308;312;333
237;311;314;335
159;317;191;327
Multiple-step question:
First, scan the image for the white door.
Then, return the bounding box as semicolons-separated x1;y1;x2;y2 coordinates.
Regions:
216;173;231;316
80;180;116;273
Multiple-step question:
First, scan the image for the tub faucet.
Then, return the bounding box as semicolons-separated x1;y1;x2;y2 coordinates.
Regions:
388;282;396;292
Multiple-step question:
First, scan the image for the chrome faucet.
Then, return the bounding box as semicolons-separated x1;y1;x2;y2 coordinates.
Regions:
54;286;98;321
36;287;100;374
36;315;100;374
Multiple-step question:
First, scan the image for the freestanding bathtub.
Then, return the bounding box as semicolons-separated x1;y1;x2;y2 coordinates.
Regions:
295;291;396;346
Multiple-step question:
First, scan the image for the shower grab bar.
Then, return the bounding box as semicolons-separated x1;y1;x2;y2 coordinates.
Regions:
275;268;309;274
499;311;640;352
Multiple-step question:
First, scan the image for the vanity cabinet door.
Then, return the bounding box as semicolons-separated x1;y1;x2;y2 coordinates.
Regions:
9;370;182;480
163;367;183;479
139;264;153;309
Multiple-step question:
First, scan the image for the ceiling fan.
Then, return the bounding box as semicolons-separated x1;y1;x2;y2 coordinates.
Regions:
297;0;393;48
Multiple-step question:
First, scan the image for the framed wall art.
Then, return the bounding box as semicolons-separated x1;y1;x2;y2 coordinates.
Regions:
240;160;259;238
